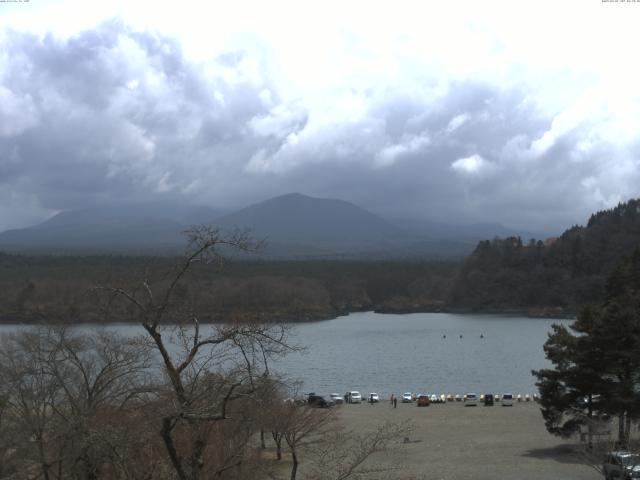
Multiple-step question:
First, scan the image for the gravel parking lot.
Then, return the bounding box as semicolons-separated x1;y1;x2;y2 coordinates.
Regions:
335;400;601;480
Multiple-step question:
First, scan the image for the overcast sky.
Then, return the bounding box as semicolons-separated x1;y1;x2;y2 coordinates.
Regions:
1;0;639;233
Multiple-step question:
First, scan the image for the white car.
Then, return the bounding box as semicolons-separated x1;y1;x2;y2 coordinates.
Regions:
368;393;379;403
349;391;362;403
330;393;344;404
464;393;478;406
402;392;413;403
502;393;514;406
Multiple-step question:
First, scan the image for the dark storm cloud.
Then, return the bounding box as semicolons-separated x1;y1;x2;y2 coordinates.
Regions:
0;20;638;232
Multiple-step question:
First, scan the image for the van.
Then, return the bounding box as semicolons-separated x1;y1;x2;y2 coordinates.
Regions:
502;393;514;406
349;391;362;403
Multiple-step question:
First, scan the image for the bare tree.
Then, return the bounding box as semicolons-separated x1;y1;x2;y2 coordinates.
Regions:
279;404;334;480
0;329;64;480
0;327;158;480
95;226;298;480
308;420;413;480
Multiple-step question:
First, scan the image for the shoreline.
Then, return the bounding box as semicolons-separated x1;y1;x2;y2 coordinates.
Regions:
0;306;576;325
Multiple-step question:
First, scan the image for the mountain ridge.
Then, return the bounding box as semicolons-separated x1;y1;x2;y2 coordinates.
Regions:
0;193;548;258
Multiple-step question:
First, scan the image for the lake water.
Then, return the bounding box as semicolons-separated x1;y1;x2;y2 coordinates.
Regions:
272;312;571;398
0;312;571;399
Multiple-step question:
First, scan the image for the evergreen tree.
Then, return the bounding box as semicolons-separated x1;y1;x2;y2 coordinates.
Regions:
534;247;640;446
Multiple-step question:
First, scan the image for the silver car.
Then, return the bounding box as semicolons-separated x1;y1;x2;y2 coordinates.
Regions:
330;393;344;404
603;451;640;479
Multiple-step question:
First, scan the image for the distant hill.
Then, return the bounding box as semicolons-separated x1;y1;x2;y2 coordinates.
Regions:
0;203;222;253
390;217;549;244
447;199;640;314
0;193;534;259
215;193;407;257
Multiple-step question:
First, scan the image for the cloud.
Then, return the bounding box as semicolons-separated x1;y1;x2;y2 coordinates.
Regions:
375;133;431;168
451;154;492;176
0;14;639;234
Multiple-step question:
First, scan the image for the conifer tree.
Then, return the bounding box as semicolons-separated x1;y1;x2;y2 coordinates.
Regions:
534;247;640;446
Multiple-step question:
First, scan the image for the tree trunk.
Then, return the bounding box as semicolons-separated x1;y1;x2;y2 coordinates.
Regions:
272;431;282;460
36;435;51;480
260;429;266;449
290;447;298;480
191;433;207;480
162;417;188;480
618;412;626;446
625;412;632;447
587;394;593;449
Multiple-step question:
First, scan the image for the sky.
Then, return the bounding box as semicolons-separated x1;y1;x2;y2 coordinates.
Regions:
1;0;639;233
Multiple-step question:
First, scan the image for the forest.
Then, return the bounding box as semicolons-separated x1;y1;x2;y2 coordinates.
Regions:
2;199;640;323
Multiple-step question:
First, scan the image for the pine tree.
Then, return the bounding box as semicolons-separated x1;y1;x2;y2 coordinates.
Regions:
534;247;640;446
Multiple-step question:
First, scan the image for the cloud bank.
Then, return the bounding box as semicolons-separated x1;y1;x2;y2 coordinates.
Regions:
1;5;639;233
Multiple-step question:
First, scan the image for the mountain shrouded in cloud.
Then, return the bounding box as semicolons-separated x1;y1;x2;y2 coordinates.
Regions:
1;1;639;233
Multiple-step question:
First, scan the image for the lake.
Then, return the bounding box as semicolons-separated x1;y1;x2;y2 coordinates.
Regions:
272;312;571;398
0;312;571;399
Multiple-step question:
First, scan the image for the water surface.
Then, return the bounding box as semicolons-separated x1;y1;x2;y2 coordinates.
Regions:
273;311;570;398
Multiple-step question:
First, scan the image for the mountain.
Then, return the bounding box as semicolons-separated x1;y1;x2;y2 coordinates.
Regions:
0;202;222;253
215;193;406;257
0;193;536;258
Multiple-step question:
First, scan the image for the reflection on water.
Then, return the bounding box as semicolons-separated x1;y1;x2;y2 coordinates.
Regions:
0;312;571;399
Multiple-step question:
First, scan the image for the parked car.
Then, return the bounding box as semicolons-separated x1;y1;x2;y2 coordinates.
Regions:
348;391;362;403
308;395;331;408
484;394;494;406
368;393;379;403
417;394;430;407
603;451;640;479
330;393;344;404
502;393;514;406
464;393;478;406
402;392;413;403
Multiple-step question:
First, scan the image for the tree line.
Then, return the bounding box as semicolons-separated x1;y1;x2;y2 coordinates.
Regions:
449;199;640;314
0;254;457;324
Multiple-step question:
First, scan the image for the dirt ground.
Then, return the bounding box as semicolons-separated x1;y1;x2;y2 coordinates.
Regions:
328;400;601;480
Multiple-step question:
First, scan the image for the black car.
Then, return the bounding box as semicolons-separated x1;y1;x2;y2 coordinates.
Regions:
308;395;332;408
484;394;494;406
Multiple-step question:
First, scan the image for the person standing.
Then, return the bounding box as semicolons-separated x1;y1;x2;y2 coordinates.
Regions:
390;394;394;406
393;397;397;408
